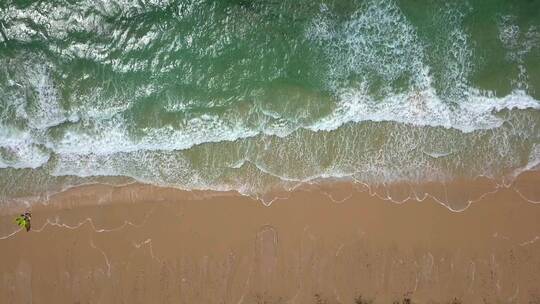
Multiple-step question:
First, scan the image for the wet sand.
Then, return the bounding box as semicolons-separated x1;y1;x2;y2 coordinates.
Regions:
1;172;540;304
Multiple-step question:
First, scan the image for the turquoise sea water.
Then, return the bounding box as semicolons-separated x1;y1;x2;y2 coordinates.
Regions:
0;0;539;206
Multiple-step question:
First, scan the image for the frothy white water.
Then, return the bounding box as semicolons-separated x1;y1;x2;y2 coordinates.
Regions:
307;0;539;133
0;57;66;129
311;87;539;133
47;108;538;206
44;114;260;156
1;78;538;172
0;126;49;169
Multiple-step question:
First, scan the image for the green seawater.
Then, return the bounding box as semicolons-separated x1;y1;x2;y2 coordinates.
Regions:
0;0;539;208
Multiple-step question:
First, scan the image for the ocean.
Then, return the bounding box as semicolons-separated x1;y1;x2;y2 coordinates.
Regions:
0;0;539;207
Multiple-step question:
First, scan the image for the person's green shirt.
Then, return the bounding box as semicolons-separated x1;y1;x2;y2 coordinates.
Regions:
15;215;30;231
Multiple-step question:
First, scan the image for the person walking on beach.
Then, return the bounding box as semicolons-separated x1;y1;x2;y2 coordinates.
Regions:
15;211;31;232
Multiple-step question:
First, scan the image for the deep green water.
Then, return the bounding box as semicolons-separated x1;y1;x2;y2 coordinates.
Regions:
0;0;539;207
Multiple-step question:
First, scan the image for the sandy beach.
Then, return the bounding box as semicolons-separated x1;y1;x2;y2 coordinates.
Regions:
1;171;539;304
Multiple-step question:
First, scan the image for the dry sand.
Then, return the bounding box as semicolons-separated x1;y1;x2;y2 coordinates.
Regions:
1;171;540;304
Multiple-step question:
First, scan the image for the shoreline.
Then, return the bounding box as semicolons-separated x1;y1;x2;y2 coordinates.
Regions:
2;167;539;216
1;171;540;303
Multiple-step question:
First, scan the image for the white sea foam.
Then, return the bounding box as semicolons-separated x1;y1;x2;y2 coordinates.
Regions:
310;87;539;133
498;15;540;89
0;127;50;169
513;144;540;177
498;16;540;60
0;0;171;42
23;64;66;130
0;56;64;169
1;87;537;172
32;82;538;161
44;114;259;156
309;0;429;90
306;0;539;133
0;55;66;130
